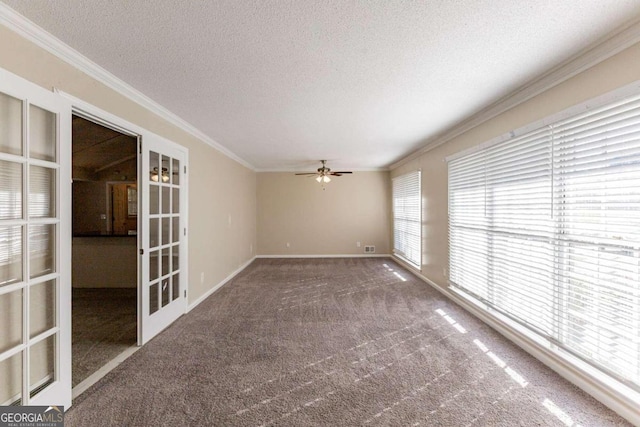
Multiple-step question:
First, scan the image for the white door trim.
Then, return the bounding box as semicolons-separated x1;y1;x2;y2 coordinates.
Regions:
55;91;150;138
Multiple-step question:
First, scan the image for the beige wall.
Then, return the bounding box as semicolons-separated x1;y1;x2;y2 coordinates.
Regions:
0;25;257;304
188;141;256;298
391;42;640;290
257;171;391;255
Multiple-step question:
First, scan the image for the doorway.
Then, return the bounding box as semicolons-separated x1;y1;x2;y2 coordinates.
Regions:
71;115;138;389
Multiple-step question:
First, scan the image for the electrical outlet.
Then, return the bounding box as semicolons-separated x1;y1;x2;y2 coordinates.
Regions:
357;241;361;247
286;242;290;248
200;272;205;284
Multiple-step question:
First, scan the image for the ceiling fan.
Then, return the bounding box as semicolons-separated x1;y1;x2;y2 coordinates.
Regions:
295;160;353;184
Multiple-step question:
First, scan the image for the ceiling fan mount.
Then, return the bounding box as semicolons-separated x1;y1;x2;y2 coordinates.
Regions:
295;160;353;184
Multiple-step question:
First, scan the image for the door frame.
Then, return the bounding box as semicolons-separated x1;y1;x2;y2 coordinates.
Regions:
59;90;189;347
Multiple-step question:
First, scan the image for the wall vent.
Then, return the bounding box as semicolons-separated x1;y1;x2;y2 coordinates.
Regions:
364;245;375;253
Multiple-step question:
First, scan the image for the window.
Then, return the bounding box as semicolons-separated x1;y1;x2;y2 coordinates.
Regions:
448;91;640;392
393;170;421;268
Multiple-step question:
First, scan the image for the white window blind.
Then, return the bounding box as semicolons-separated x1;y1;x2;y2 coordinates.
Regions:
449;92;640;391
393;170;421;268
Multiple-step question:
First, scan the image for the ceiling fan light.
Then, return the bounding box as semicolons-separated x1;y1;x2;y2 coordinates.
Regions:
298;161;351;184
151;166;170;182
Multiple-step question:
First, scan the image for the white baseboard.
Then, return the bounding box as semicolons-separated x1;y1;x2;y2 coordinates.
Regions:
399;261;640;426
187;256;256;312
256;254;391;259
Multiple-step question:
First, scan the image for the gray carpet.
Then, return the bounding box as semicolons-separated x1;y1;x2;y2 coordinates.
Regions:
67;258;630;426
72;288;137;387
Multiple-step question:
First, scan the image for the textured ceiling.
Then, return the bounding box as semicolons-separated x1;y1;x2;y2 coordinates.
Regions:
4;1;640;170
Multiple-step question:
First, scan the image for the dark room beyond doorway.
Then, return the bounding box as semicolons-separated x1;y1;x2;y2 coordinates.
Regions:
71;115;138;389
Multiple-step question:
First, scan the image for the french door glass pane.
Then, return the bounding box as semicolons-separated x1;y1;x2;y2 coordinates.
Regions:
0;92;22;156
29;280;55;338
161;278;169;307
0;289;23;353
0;352;22;405
149;151;159;180
162;155;170;183
162;187;170;214
0;226;22;286
150;250;159;281
150;185;159;215
172;273;179;301
29;224;55;279
149;218;159;248
149;283;158;314
0;160;22;220
29;335;55;395
172;244;179;271
162;218;170;245
29;166;55;218
172;188;179;213
29;105;56;162
172;158;180;185
172;217;179;243
161;247;170;276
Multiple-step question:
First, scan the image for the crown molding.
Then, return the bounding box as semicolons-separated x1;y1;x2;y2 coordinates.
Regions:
0;3;255;171
389;17;640;170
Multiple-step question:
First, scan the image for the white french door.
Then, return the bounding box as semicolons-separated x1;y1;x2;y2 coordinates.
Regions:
139;134;188;345
0;68;71;408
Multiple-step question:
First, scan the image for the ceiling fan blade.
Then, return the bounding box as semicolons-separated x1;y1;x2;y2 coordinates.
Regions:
296;162;352;178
